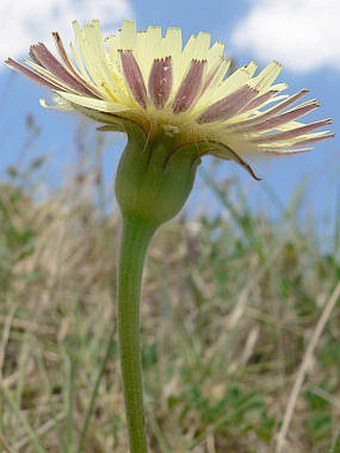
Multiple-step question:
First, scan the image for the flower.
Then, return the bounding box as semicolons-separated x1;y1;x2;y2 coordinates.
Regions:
5;20;333;180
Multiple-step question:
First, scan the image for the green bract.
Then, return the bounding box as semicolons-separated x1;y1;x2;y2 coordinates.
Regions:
116;122;201;228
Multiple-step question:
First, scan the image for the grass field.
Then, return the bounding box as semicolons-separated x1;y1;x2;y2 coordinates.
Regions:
0;129;339;452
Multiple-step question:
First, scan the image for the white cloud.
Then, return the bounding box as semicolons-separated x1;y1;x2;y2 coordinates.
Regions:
2;0;133;62
231;0;340;72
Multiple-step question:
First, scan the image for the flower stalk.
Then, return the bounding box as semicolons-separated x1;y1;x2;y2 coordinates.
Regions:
117;216;155;452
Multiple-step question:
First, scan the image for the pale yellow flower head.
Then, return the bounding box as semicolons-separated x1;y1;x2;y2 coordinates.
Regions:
6;19;333;179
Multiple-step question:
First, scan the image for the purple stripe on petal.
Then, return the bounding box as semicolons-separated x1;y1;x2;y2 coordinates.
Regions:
239;90;278;114
201;59;226;94
244;100;319;133
201;66;220;94
119;50;147;108
197;86;257;124
28;48;43;66
5;58;61;90
172;59;206;114
30;43;92;95
251;119;332;143
148;56;172;109
52;32;101;98
232;89;309;130
263;89;309;116
52;32;74;72
291;133;335;147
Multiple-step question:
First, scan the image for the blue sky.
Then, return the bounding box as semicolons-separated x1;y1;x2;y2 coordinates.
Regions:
1;0;339;242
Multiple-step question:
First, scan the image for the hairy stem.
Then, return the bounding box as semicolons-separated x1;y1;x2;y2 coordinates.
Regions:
117;215;156;453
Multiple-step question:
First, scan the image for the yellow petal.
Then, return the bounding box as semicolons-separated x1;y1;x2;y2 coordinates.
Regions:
120;20;137;50
57;91;127;113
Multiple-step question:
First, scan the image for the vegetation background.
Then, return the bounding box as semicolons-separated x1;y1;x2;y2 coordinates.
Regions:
0;113;339;452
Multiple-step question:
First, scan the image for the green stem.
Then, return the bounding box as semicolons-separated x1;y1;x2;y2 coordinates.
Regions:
118;215;156;453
